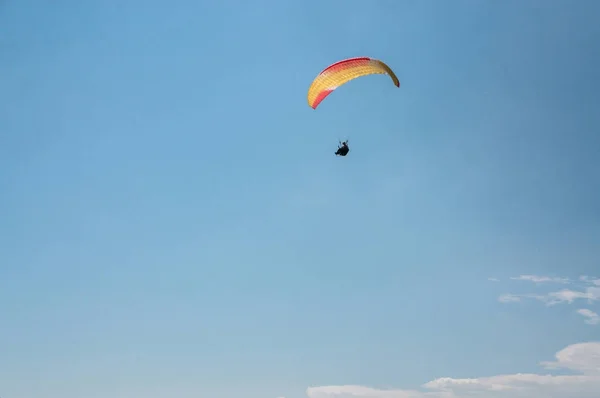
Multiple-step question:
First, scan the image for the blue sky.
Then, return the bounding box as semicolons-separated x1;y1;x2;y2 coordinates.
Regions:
1;1;599;397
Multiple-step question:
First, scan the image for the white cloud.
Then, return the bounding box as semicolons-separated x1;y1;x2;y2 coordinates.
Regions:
488;277;500;282
577;309;600;325
511;275;570;284
498;275;600;324
579;276;600;285
307;385;427;398
498;294;521;303
543;288;600;305
306;342;600;398
540;342;600;374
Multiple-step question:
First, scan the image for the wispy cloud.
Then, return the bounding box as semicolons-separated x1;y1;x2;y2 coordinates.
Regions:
307;342;600;398
499;287;600;306
577;309;600;325
497;275;599;325
488;277;500;282
544;288;600;305
510;275;570;284
579;276;600;286
498;293;523;303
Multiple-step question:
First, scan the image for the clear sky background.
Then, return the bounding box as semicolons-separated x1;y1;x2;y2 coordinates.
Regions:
1;1;599;398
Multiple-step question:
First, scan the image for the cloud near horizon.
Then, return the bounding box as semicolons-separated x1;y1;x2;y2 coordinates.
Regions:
306;342;600;398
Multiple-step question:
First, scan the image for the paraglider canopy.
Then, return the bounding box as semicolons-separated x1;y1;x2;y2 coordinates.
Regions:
307;57;400;109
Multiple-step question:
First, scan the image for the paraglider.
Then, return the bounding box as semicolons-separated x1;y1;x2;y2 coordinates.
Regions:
335;140;349;156
307;56;400;110
307;56;400;157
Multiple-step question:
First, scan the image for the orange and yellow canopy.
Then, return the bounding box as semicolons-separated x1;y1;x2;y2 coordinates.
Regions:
307;57;400;109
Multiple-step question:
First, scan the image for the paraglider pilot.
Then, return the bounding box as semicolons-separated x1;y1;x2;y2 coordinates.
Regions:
335;140;349;156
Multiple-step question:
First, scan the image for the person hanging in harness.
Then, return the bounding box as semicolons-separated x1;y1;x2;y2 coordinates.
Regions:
335;140;349;156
